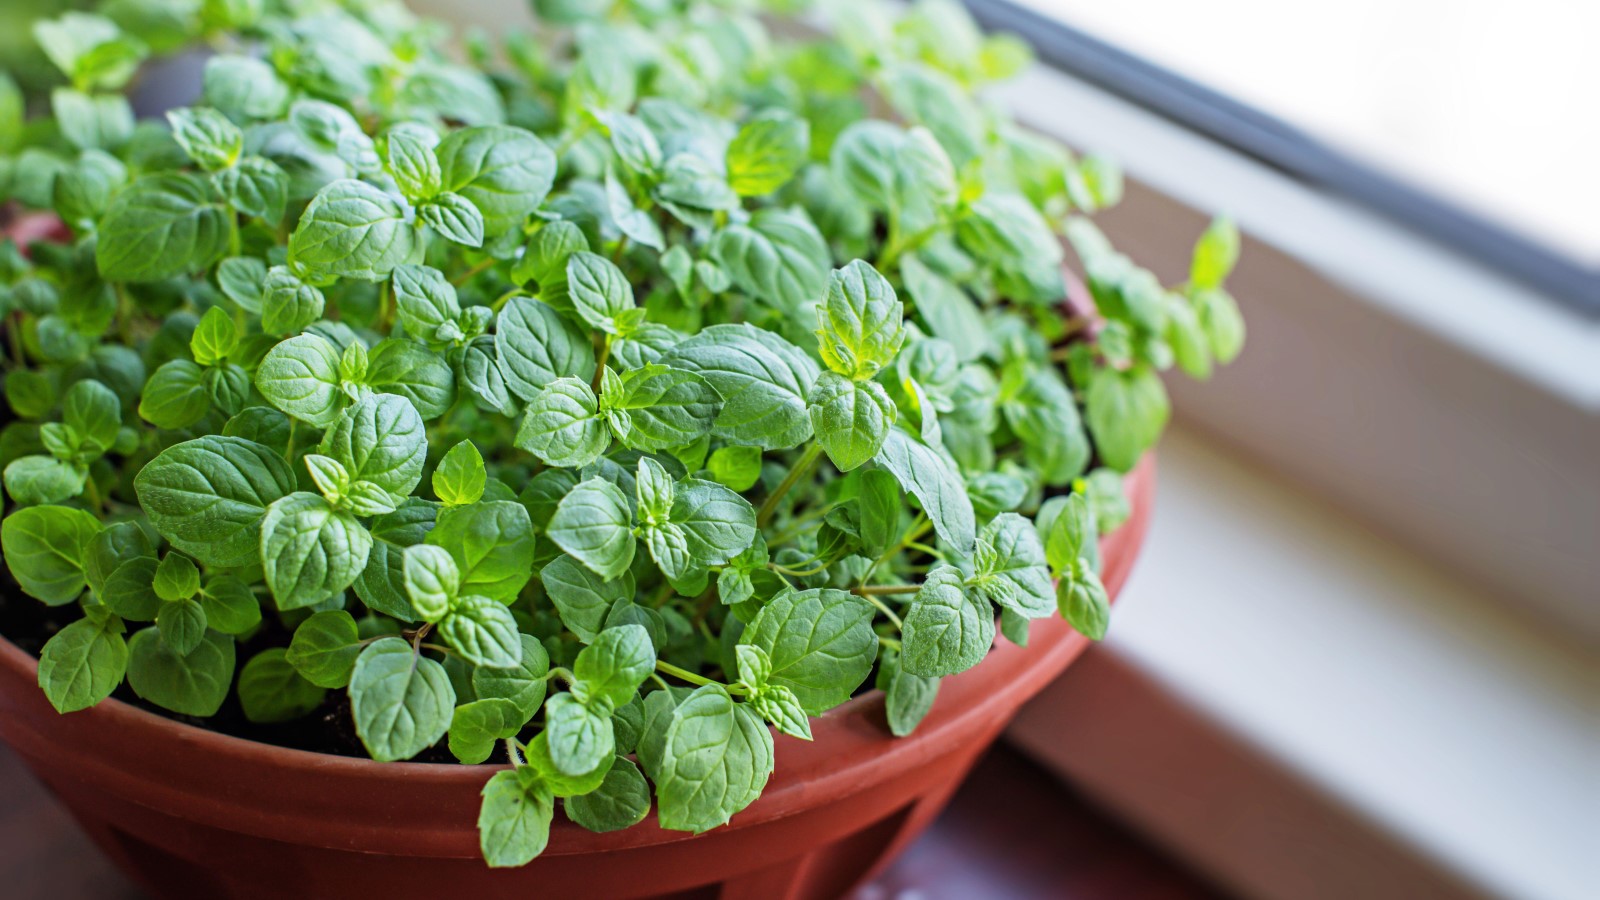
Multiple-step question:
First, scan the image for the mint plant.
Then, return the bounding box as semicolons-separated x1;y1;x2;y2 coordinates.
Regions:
0;0;1243;867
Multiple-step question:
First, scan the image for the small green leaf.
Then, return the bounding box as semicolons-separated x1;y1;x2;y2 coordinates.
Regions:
1058;560;1111;640
1084;364;1169;473
573;623;656;710
873;428;976;554
238;648;326;723
420;192;486;248
319;393;429;497
740;588;877;714
449;698;525;764
256;334;344;427
653;684;774;833
901;565;992;677
153;553;201;602
815;260;905;380
605;365;719;453
565;251;635;335
126;627;235;717
425;501;538;603
541;554;632;644
515;378;608;468
727;110;809;196
478;768;554;868
436;125;557;237
402;543;460;621
350;637;455;762
1190;216;1240;289
548;478;636;580
37;616;127;714
433;440;487;506
709;208;830;318
495;295;596;402
167;106;242;171
2;505;103;605
472;635;551;719
808;372;895;472
565;757;651;833
288;179;420;282
259;492;372;610
661;323;820;451
439;594;522;668
139;360;211;429
878;647;939;737
544;691;616;776
707;445;762;492
286;610;362;689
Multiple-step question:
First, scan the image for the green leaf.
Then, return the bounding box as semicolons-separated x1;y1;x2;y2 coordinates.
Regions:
660;478;758;575
740;588;877;714
420;192;486;248
34;14;146;92
96;174;229;282
153;553;201;602
448;698;525;764
133;436;296;567
878;648;939;737
155;594;207;655
544;692;616;776
190;307;238;367
1193;287;1245;365
350;636;455;762
100;558;162;621
808;372;894;472
238;648;326;723
215;156;289;224
52;88;134;152
1041;493;1094;574
900;255;991;363
565;757;651;832
957;192;1063;273
727;111;809;196
1191;216;1240;289
573;623;655;711
815;260;905;380
967;513;1053;619
707;445;762;492
604;365;719;452
439;594;522;668
4;456;85;504
259;266;326;336
541;554;633;643
858;469;901;559
37;616;127;713
1084;364;1169;472
424;501;538;603
515;378;608;468
1002;362;1088;487
364;339;455;421
1058;560;1110;640
436;125;557;237
901;565;992;677
709;208;830;317
635;456;675;526
403;543;460;621
288;179;420;282
749;683;813;740
495;295;596;402
873;428;976;553
472;634;551;719
662;323;820;451
319;393;428;497
84;523;152;599
202;55;288;121
478;768;554;868
383;125;442;201
286;610;363;689
654;684;774;833
593;111;662;178
126;627;235;717
433;440;486;506
566;251;635;335
255;334;344;427
259;492;372;610
392;265;462;341
167;106;242;171
139;359;211;429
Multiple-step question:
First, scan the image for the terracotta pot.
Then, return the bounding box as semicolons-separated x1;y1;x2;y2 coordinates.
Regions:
0;458;1152;899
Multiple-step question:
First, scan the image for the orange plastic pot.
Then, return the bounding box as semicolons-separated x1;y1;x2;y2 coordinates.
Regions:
0;448;1152;899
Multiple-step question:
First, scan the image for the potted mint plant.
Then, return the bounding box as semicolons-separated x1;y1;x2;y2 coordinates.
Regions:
0;0;1243;896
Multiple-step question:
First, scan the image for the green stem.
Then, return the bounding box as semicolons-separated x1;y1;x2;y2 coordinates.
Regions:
655;660;746;695
756;443;823;528
590;334;611;394
861;593;903;629
451;257;495;286
879;636;902;651
504;738;526;768
853;584;919;597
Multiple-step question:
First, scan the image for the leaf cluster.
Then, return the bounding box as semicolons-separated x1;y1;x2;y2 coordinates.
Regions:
0;0;1241;867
